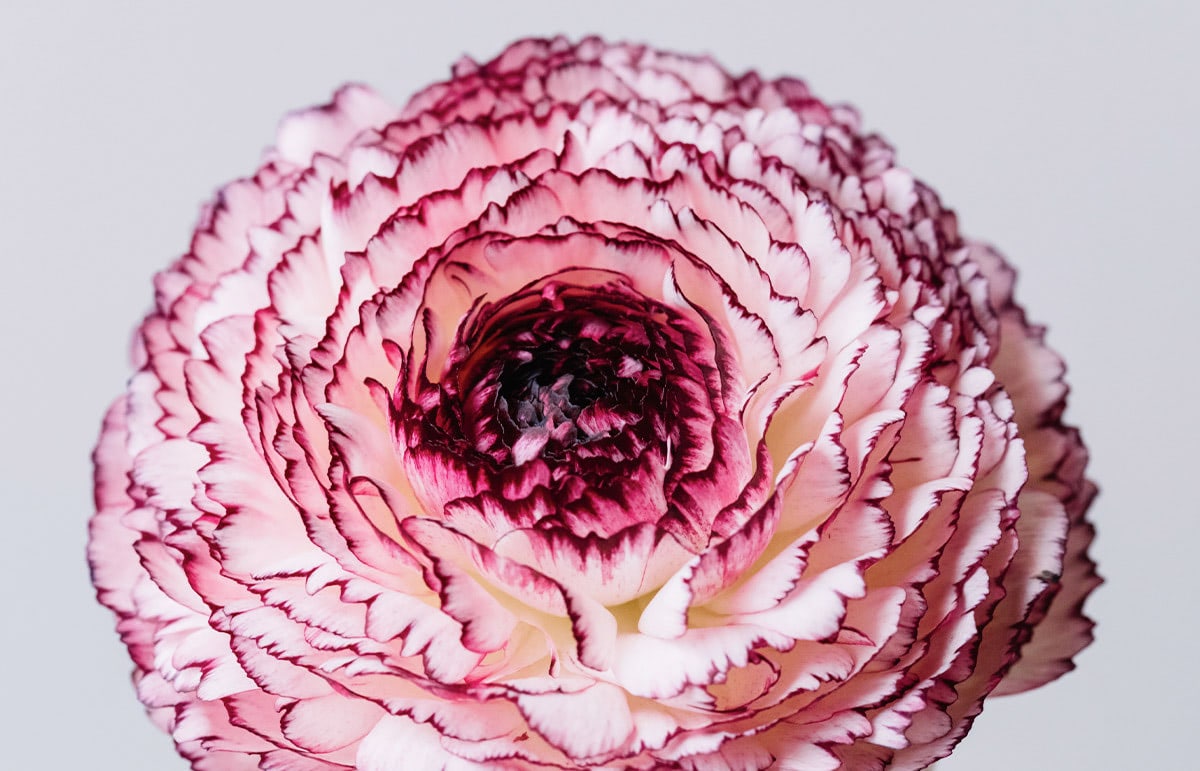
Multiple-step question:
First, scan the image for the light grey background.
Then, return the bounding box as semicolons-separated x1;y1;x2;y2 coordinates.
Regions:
2;1;1195;768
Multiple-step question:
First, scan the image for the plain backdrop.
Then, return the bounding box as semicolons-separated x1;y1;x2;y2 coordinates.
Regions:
2;2;1196;768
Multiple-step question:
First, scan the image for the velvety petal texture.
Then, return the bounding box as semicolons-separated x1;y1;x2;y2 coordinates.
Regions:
90;36;1098;771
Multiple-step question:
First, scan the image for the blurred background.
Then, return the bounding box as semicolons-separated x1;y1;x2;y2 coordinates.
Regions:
2;1;1196;768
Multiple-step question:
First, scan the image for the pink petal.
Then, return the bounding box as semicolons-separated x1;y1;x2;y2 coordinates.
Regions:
515;680;635;760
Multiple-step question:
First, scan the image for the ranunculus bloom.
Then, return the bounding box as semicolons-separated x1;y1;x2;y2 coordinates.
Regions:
90;36;1099;770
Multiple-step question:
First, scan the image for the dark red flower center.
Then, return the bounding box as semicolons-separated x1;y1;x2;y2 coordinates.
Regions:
395;272;741;543
453;288;669;468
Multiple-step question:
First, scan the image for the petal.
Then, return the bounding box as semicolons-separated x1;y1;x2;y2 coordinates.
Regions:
515;680;635;760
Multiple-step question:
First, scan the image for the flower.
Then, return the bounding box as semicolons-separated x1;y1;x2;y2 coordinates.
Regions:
89;36;1099;770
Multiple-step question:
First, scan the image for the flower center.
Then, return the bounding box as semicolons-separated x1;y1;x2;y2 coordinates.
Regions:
397;274;741;543
455;285;666;468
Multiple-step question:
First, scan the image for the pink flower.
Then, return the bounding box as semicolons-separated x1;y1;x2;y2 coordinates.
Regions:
89;36;1099;770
